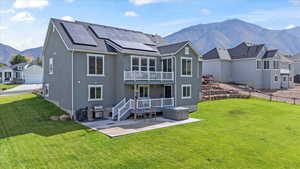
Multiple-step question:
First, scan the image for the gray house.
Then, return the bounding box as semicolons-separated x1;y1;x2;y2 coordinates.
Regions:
293;54;300;83
203;42;294;89
42;18;202;120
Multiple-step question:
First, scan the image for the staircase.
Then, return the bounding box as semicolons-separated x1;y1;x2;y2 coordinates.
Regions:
112;98;134;121
202;83;249;101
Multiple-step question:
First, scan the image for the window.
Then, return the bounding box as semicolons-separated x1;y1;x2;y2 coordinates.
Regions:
182;84;192;99
162;58;172;72
17;66;23;71
44;84;49;97
49;58;53;74
139;85;149;98
288;64;292;70
185;46;189;55
88;54;104;76
273;61;279;69
131;56;156;72
88;85;103;101
274;76;278;82
263;61;269;69
290;77;293;81
283;77;287;82
15;72;21;79
181;57;192;77
256;60;262;69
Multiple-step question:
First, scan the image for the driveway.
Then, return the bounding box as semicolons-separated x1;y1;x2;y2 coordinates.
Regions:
0;84;42;95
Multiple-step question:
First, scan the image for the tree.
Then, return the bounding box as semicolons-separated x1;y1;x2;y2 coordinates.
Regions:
0;63;7;67
36;56;42;66
10;54;28;65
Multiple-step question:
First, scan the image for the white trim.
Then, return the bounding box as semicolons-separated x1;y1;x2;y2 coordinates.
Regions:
87;54;105;77
138;85;150;98
49;57;53;75
181;57;193;77
181;84;192;99
71;50;74;117
88;85;103;101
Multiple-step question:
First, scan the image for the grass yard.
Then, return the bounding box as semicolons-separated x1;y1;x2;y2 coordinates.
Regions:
1;94;300;169
0;84;19;90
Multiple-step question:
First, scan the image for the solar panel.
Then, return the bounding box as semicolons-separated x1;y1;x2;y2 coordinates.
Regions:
110;39;157;52
90;25;155;45
61;22;97;46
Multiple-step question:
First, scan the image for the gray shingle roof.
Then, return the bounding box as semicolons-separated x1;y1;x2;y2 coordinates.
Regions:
51;18;168;56
228;42;264;59
203;48;231;60
157;41;189;55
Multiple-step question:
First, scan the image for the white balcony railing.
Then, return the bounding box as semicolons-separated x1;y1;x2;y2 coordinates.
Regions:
136;98;175;109
124;71;174;81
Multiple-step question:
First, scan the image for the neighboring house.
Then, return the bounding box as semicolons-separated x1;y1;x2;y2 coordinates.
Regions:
42;18;202;120
0;63;43;84
293;54;300;83
203;42;294;89
0;66;13;84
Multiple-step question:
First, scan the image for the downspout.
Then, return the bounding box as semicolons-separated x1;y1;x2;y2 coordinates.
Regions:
173;55;177;107
71;49;74;119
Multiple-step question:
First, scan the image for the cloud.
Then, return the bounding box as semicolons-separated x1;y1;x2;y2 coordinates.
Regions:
13;0;48;9
285;24;296;29
200;9;211;15
0;26;8;30
289;0;300;6
11;12;35;22
61;16;75;21
124;11;138;17
129;0;175;5
0;9;15;14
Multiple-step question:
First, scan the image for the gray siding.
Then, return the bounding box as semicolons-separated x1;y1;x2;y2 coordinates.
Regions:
43;24;73;113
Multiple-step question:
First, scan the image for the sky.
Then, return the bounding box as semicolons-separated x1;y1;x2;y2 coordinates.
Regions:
0;0;300;51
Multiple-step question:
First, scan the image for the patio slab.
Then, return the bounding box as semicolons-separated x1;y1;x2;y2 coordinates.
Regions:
80;117;201;137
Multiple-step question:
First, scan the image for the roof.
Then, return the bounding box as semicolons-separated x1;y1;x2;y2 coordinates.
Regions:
262;49;278;59
50;18;169;56
157;41;189;55
203;48;231;60
293;54;300;61
228;42;265;59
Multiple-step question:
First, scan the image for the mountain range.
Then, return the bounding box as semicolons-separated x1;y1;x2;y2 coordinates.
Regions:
0;43;42;64
1;19;300;64
165;19;300;55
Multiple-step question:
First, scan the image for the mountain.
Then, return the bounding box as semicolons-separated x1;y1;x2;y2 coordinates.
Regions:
20;47;43;58
0;44;43;64
0;43;20;64
165;19;300;54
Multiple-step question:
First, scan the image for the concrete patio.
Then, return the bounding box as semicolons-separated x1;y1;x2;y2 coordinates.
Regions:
81;117;201;137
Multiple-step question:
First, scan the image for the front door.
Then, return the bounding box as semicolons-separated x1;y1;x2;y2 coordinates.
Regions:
138;85;149;98
4;72;11;82
164;85;172;98
281;75;289;89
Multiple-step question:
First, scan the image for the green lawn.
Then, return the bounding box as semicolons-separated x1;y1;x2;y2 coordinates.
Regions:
0;84;19;90
1;94;300;169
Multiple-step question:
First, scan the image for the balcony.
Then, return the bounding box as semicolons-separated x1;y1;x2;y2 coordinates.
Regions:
124;71;174;83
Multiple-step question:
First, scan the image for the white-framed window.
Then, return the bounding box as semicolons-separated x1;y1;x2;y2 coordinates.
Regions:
44;84;49;97
162;58;173;72
185;46;189;55
288;64;292;70
273;61;279;69
181;57;192;77
131;56;156;72
256;60;262;69
87;54;104;76
263;61;270;69
181;84;192;99
49;58;53;74
139;85;150;98
274;76;278;82
88;85;103;101
17;66;23;71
